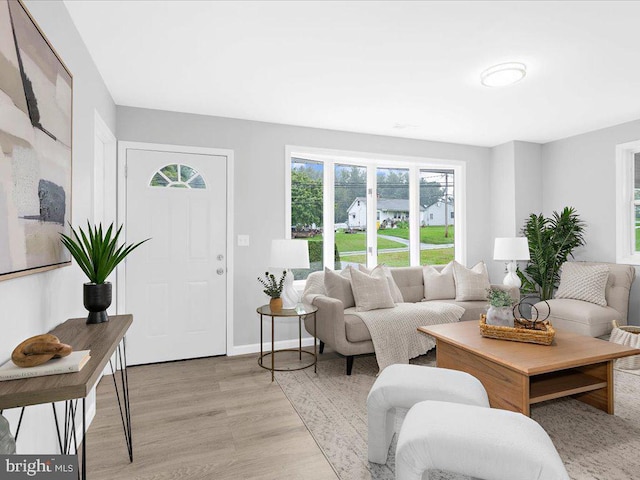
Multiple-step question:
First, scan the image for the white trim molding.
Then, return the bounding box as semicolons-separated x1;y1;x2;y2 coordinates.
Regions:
616;139;640;265
116;141;235;356
93;110;117;226
229;337;317;357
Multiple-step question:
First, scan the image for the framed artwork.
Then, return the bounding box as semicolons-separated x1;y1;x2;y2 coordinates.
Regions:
0;0;73;280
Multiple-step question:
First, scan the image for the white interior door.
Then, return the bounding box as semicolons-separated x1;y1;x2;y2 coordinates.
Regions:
125;148;227;365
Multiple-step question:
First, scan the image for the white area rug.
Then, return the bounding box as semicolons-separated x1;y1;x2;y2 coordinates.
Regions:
276;352;640;480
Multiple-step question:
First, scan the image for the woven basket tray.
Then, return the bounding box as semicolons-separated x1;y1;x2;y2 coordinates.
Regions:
479;315;555;346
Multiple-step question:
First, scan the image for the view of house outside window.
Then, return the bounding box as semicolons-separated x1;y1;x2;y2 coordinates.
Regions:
290;156;457;279
375;168;411;266
419;169;455;265
334;164;367;268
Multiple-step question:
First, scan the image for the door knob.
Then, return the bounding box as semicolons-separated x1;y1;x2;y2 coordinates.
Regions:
217;254;224;261
216;268;225;275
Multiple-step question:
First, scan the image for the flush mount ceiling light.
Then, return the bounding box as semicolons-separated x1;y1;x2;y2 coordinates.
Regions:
392;123;418;130
480;62;527;87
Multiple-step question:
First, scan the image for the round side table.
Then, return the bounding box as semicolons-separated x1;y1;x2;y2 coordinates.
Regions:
257;303;318;382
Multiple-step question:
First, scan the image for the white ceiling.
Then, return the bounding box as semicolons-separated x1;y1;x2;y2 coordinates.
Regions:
64;0;640;147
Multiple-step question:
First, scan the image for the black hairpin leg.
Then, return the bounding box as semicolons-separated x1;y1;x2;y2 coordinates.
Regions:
12;407;25;441
51;399;83;479
52;404;63;454
109;338;133;462
81;398;86;480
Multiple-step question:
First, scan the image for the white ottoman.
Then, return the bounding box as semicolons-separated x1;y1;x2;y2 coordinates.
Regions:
367;364;489;464
396;401;570;480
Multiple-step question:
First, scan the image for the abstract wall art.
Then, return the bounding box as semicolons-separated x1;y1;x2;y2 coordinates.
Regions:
0;0;72;279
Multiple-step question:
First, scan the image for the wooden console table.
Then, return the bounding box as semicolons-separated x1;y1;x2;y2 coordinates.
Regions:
0;315;133;479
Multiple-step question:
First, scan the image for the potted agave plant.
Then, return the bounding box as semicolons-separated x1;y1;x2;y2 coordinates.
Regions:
257;271;287;312
60;222;149;324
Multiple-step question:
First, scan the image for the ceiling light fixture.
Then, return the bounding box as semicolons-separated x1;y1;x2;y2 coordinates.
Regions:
480;62;527;87
392;123;417;130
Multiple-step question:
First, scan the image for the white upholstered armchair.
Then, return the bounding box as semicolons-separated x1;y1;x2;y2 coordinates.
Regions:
534;262;636;337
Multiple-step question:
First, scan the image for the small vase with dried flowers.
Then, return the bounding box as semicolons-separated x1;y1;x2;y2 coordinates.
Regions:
258;271;287;311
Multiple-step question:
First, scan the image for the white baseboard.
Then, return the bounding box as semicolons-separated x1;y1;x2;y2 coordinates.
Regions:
228;337;317;356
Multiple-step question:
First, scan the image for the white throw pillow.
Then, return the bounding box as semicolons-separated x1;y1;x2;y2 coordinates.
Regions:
555;263;609;307
324;267;355;308
359;264;404;303
423;262;456;300
350;267;395;312
453;261;491;301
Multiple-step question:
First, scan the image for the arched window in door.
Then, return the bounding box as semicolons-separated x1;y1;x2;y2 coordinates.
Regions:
149;164;207;189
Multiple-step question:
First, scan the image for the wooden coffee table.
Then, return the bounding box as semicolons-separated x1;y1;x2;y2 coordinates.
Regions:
418;321;640;416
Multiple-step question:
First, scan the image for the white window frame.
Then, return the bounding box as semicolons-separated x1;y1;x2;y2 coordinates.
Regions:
285;145;466;284
616;140;640;264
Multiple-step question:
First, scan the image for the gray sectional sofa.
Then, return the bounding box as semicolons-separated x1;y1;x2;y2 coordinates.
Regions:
302;265;518;374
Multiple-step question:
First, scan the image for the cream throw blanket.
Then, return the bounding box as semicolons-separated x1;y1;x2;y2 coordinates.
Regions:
345;302;465;371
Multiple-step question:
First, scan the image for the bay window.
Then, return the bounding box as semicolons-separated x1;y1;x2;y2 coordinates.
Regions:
285;146;465;280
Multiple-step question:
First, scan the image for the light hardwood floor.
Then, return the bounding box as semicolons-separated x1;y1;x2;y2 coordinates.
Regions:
86;353;338;480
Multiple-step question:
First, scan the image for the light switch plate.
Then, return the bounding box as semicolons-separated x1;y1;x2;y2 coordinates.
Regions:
237;235;250;247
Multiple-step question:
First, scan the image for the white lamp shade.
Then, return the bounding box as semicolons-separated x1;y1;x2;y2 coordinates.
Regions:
270;239;310;269
493;237;530;261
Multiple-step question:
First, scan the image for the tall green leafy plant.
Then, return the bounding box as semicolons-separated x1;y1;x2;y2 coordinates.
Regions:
518;207;586;300
60;222;149;284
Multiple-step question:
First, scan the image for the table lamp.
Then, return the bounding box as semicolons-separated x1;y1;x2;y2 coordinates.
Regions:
270;239;310;309
493;237;530;288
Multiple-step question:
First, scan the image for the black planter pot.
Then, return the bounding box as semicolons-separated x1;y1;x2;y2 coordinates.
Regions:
83;282;112;324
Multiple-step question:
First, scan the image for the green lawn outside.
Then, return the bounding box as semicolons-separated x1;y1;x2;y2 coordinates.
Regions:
380;226;454;244
346;247;454;267
307;232;403;251
377;251;410;267
636;227;640;251
419;247;455;265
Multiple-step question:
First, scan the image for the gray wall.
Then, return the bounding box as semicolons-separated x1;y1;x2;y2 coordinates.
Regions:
489;142;517;283
117;106;493;348
0;0;116;453
488;141;543;282
542;118;640;325
514;141;542;233
490;142;517;235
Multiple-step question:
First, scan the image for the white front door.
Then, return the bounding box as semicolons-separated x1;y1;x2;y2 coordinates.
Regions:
124;148;227;365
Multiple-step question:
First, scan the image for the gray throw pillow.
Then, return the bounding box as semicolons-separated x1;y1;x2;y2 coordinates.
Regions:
359;264;404;303
555;263;609;306
350;267;395;312
453;261;491;301
324;267;355;308
423;262;456;300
